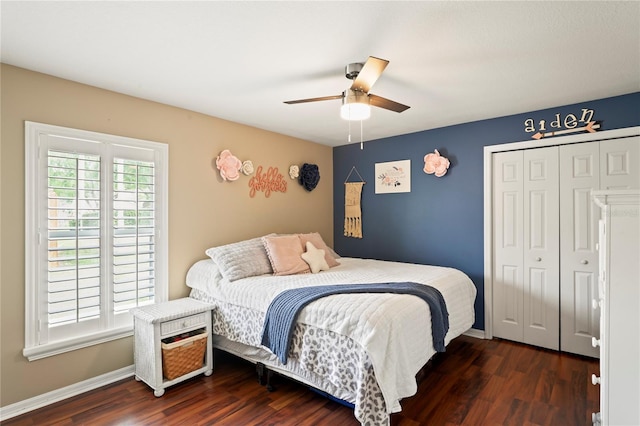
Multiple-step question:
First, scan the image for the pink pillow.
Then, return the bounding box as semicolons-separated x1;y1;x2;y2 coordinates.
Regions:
298;232;340;268
262;235;310;276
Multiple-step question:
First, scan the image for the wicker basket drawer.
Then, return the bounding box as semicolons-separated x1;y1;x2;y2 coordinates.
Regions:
161;332;207;380
160;313;206;337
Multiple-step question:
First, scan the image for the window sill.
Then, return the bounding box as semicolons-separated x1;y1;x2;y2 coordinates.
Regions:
23;327;133;361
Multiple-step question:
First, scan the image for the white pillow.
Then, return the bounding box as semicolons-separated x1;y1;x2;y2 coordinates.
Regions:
298;232;341;266
301;241;330;274
205;236;273;281
186;259;223;293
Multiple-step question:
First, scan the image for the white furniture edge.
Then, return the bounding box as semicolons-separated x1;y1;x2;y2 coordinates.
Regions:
132;298;214;397
591;189;640;425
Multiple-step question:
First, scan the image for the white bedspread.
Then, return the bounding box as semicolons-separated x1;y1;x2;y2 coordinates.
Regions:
186;257;476;414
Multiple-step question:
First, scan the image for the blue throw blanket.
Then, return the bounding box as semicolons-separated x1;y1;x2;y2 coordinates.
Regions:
261;282;449;364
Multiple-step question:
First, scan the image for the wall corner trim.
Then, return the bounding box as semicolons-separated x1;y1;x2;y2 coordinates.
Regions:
463;328;486;339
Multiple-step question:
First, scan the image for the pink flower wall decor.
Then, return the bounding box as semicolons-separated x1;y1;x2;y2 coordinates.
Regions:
216;149;242;181
423;149;450;177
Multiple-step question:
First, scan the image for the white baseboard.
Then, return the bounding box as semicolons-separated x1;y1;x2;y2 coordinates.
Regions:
0;365;135;422
463;328;486;339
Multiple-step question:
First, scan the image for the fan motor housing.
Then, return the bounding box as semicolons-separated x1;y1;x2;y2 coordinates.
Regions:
345;62;364;80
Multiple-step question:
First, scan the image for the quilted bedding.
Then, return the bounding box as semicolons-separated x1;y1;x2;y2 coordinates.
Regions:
186;257;476;424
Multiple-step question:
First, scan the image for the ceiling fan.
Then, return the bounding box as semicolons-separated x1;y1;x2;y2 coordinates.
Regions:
284;56;410;121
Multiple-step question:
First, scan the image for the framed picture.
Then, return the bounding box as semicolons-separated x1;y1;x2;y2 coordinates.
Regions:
375;159;411;194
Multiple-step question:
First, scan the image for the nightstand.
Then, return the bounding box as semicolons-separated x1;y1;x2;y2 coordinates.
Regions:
131;298;214;397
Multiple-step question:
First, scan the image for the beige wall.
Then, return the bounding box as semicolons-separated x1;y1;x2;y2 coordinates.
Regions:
0;64;333;407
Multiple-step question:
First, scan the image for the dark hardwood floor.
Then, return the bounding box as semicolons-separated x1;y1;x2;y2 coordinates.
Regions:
3;336;599;425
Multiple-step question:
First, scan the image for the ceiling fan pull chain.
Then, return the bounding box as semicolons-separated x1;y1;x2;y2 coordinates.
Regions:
360;120;364;150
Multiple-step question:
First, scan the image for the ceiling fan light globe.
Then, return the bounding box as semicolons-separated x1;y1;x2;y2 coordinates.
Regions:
341;89;371;121
341;103;371;121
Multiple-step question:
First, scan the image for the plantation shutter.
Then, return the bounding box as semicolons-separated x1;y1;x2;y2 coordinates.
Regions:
25;121;168;360
47;151;102;327
112;158;156;313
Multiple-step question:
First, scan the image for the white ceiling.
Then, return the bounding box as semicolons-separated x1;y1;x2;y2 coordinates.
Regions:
2;1;639;147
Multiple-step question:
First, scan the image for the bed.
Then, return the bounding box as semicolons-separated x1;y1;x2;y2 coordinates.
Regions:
185;233;477;425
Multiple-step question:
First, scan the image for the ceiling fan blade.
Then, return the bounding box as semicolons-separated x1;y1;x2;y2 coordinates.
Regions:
350;56;389;93
369;94;410;113
284;94;343;105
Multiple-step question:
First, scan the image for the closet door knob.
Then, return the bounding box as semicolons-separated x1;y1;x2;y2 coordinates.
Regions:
592;337;601;348
535;257;542;262
591;374;601;385
581;260;589;265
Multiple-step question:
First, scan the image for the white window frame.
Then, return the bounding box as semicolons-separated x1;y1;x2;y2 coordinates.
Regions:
24;121;169;361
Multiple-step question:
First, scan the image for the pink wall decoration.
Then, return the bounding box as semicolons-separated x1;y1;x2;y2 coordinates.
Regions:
423;149;450;177
216;149;242;181
248;166;287;197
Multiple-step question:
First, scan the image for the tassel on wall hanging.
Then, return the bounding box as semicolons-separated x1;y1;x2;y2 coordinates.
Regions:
344;166;365;238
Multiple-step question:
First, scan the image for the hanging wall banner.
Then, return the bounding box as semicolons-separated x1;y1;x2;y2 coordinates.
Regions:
344;182;364;238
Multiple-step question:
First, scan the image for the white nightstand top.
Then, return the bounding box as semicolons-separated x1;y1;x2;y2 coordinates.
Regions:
131;297;214;324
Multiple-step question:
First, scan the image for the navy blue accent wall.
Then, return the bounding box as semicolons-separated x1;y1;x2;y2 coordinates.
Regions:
333;92;640;330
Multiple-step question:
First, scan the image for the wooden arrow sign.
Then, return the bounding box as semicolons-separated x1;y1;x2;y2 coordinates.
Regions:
532;121;600;140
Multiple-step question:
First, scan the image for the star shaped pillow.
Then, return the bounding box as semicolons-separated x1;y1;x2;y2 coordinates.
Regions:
301;241;330;274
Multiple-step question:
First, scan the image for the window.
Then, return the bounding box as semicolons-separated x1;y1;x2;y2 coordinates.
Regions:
24;122;168;361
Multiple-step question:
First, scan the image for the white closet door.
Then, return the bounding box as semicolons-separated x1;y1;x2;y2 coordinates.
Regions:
560;142;600;357
493;150;524;342
600;136;640;190
493;147;560;350
490;129;640;356
523;147;560;350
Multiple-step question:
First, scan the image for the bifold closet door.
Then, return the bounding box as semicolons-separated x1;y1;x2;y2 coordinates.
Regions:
559;142;601;357
493;150;524;343
559;137;640;357
493;147;560;350
599;136;640;190
523;147;560;349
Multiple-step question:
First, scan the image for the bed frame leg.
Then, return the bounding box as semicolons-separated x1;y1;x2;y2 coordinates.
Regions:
256;362;266;385
256;362;275;392
265;369;275;392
